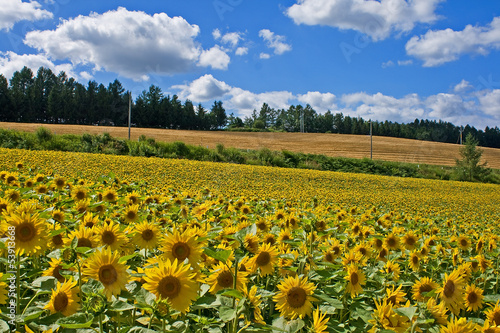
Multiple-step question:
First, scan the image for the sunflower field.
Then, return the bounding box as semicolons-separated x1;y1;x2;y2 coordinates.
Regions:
0;147;500;333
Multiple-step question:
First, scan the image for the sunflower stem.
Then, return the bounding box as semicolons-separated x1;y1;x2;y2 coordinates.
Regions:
98;313;104;333
232;257;239;333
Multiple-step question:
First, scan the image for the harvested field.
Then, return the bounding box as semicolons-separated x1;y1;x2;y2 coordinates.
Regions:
1;122;500;169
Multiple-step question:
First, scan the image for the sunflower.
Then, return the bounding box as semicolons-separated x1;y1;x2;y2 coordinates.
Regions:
0;273;8;305
377;247;389;262
53;176;66;190
385;285;406;306
71;186;88;201
456;235;471;251
464;284;484;312
42;258;67;283
408;251;420;271
384;233;400;251
402;231;419;250
353;242;371;258
102;188;118;202
66;225;98;249
278;228;292;244
486;301;500;326
426;298;448;326
312;307;330;333
83;248;130;300
383;260;400;282
245;285;264;324
206;262;248;294
5;189;20;202
36;184;49;194
249;243;279;276
412;276;438;302
6;212;48;255
438;269;465;315
244;234;260;254
125;191;141;205
345;264;366;297
256;218;271;233
51;209;65;223
132;220;160;250
95;220;128;251
82;212;99;229
273;275;316;319
143;259;198;313
481;320;500;333
161;230;204;268
123;204;139;223
369;298;410;333
342;250;365;268
75;199;91;214
44;279;80;316
440;317;476;333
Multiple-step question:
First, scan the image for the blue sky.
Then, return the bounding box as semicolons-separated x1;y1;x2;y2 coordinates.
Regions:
1;0;500;129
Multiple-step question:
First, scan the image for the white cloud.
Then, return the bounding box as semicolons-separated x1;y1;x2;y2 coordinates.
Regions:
286;0;443;41
425;93;468;119
0;51;76;79
172;74;232;101
235;47;248;56
221;32;242;48
478;89;500;117
259;29;292;55
341;92;425;121
406;17;500;66
212;28;221;40
172;75;294;117
198;45;230;70
397;59;413;66
0;0;53;31
297;91;337;111
382;60;394;68
173;75;500;128
454;79;472;93
24;7;229;80
259;52;271;59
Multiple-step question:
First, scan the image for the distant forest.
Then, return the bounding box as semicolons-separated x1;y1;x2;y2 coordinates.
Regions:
1;66;499;148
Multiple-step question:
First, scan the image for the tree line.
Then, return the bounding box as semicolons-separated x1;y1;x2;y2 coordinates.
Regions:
1;66;499;148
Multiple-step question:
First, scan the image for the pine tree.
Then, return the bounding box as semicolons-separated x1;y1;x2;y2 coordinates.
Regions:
455;133;490;181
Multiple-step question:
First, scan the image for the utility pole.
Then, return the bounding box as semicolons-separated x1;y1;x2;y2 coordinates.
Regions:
369;120;373;160
128;91;132;140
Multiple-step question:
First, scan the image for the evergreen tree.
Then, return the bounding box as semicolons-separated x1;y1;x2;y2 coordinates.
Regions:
455;133;490;181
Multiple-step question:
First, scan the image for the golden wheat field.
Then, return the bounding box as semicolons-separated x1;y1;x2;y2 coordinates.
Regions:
0;147;500;333
2;122;500;169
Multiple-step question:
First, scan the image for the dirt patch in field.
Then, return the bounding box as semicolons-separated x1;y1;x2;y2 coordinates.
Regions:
2;122;499;169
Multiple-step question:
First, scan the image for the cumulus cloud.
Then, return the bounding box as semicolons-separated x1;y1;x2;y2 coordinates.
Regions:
0;51;76;79
172;74;232;101
297;91;337;111
24;7;230;80
198;45;230;70
259;52;271;59
478;89;500;117
382;60;394;68
172;75;500;127
235;47;248;56
212;28;222;40
406;17;500;66
0;0;53;31
259;29;292;55
172;74;294;117
221;32;242;48
341;92;425;121
454;79;473;93
286;0;443;41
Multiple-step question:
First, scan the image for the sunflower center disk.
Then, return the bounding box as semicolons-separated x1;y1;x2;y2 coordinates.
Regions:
419;284;432;294
17;223;35;242
77;238;92;248
350;272;359;285
217;271;234;288
443;280;455;298
142;229;154;241
99;264;118;285
256;252;271;267
54;292;69;312
127;211;136;220
102;231;116;245
286;287;307;308
172;242;191;261
467;292;478;304
158;276;181;299
493;312;500;326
